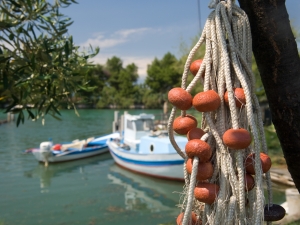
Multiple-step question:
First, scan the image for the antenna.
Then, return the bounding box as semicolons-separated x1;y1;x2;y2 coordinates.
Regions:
197;0;202;32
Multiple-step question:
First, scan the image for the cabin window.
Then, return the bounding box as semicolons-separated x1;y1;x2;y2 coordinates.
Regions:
127;120;134;130
135;119;154;131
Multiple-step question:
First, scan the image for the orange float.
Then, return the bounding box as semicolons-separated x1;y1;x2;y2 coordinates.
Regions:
192;90;221;112
187;127;205;140
176;211;198;225
186;158;213;181
185;139;212;162
189;59;203;76
173;115;197;135
194;182;220;204
224;88;246;108
244;173;255;191
168;87;193;110
222;128;252;150
245;153;272;175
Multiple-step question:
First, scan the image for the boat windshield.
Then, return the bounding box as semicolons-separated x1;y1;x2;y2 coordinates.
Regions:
135;119;154;131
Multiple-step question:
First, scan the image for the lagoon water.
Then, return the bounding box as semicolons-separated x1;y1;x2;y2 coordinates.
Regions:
0;109;287;225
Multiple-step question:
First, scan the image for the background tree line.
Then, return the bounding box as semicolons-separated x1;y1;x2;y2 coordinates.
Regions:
72;38;207;110
76;53;185;110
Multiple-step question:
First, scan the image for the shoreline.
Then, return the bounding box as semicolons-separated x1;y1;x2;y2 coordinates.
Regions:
270;166;295;187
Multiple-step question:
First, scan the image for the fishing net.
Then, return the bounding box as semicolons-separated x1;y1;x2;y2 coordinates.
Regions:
167;1;285;224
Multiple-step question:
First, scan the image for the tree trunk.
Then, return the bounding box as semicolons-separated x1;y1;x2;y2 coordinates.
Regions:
237;0;300;192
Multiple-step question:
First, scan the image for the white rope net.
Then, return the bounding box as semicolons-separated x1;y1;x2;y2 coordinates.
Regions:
167;1;278;224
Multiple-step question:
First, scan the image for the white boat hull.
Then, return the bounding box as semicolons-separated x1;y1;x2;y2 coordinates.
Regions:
107;140;185;181
32;133;120;163
32;146;109;163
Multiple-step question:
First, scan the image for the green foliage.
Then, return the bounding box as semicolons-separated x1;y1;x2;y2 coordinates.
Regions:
79;52;185;109
93;53;183;109
291;23;300;51
143;37;205;108
145;52;182;107
96;56;138;109
132;84;146;105
287;220;300;225
77;64;108;104
264;124;285;165
142;89;164;109
146;52;181;92
0;0;99;125
106;56;124;89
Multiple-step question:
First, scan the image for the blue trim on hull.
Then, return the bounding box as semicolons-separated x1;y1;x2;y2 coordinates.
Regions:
109;149;184;166
52;145;107;156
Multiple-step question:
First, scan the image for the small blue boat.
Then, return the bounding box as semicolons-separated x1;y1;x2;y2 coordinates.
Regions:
107;112;187;181
31;133;120;165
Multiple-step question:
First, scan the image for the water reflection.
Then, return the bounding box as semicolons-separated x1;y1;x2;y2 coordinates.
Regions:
264;180;288;204
107;163;183;213
108;163;287;214
24;153;112;190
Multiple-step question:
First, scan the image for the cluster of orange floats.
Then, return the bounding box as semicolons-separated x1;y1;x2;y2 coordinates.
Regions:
169;59;284;224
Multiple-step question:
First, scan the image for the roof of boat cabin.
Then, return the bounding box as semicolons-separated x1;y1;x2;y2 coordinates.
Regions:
125;113;155;121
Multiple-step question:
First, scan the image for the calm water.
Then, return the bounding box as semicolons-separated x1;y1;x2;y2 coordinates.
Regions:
0;109;287;225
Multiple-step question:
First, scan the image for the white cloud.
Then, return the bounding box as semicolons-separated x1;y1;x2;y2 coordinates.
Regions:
80;34;126;49
80;27;154;49
115;28;151;38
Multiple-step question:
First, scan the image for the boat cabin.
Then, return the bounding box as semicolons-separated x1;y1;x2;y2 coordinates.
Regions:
123;113;155;150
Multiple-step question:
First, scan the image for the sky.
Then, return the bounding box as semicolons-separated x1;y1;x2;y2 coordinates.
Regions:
61;0;300;83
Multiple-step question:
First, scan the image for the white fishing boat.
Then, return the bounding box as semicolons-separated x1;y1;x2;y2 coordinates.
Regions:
107;112;187;181
31;133;119;165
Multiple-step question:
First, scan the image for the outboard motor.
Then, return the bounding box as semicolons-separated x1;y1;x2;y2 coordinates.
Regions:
39;141;52;166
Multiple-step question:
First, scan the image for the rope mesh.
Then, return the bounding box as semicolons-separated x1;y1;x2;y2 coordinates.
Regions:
169;1;273;224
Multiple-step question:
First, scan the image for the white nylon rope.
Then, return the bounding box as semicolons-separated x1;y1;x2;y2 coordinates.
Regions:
182;133;210;225
167;0;273;224
182;155;199;225
215;4;247;222
167;107;186;159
